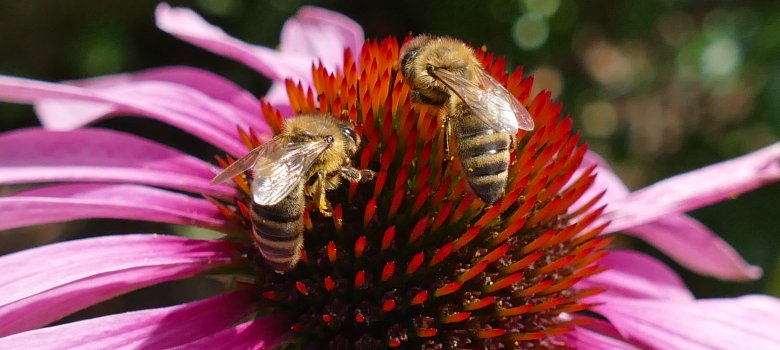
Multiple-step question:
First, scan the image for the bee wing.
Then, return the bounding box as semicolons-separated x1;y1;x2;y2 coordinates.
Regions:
211;146;266;185
251;138;330;206
433;67;535;133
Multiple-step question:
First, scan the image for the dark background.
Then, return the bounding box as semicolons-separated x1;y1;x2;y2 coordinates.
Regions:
1;0;779;311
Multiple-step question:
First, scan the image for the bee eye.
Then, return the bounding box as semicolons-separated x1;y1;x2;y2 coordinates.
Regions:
401;50;417;71
342;127;358;144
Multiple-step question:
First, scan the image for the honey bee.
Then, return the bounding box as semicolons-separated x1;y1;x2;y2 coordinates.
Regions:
400;35;535;204
212;113;375;272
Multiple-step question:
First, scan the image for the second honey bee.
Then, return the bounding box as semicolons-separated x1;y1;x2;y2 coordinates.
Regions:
400;35;534;204
212;113;375;272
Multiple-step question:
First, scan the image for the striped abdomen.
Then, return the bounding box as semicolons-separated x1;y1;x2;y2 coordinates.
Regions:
250;183;305;272
453;111;512;204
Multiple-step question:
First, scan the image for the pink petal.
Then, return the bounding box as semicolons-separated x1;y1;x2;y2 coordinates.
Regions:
0;184;228;231
155;4;363;113
581;151;762;281
0;75;248;156
626;216;763;281
571;151;630;213
577;250;693;301
0;234;238;337
603;143;780;232
0;128;233;197
594;295;780;350
565;326;642;350
171;318;290;350
154;3;313;82
35;66;269;135
0;291;256;349
279;6;363;73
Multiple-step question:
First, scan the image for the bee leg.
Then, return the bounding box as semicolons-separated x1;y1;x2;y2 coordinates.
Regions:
443;115;453;162
314;169;333;217
341;166;376;183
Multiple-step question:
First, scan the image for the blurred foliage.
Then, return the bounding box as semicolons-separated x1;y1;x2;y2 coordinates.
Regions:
1;0;779;299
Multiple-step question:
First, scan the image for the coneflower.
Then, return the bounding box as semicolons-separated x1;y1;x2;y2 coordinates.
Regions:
0;4;779;349
209;36;606;349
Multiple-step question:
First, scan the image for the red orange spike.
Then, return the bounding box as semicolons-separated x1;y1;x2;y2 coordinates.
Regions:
428;243;453;267
262;291;278;301
381;226;396;252
457;261;488;283
410;290;429;306
363;198;377;227
354;270;366;289
501;251;544;275
480;244;510;265
434;282;463;297
410;185;431;213
332;204;343;232
382;298;396;312
463;296;495;311
416;328;437;338
440;311;470;324
327;241;337;264
489;217;527;247
324;276;335;292
354;236;367;258
381;261;396;282
496;304;533;317
295;281;309;296
484;272;523;294
406;252;425;275
514;279;555;297
453;225;482;251
408;216;430;244
388;189;404;219
475;328;506;339
430;202;453;232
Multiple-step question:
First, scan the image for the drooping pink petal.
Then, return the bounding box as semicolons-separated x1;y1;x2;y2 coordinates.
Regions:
603;143;780;232
0;290;256;349
626;216;763;281
155;3;363;114
155;3;312;82
34;66;270;135
0;184;228;231
577;250;693;300
171;318;290;350
0;234;239;337
0;75;248;156
593;295;780;350
580;151;762;281
0;128;233;197
279;6;363;73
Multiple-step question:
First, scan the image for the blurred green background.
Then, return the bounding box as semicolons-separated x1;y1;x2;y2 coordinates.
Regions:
1;0;779;304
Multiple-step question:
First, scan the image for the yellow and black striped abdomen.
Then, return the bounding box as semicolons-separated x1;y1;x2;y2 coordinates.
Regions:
453;111;511;204
250;183;305;272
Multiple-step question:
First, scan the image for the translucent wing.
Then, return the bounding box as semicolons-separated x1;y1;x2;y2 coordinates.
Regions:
211;146;265;185
432;66;535;133
250;138;330;206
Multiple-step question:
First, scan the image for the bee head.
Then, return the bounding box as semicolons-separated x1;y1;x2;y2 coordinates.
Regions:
400;35;476;106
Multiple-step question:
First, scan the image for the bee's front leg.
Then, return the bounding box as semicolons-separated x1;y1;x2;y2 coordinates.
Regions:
443;115;452;162
313;169;333;217
341;166;376;183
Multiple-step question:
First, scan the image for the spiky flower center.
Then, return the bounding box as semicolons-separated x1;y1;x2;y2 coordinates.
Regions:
214;38;608;350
